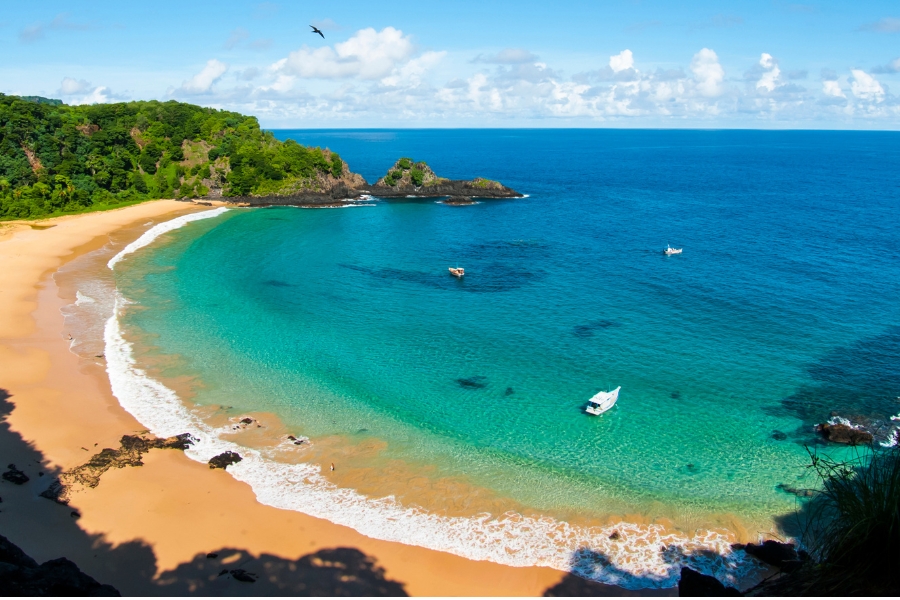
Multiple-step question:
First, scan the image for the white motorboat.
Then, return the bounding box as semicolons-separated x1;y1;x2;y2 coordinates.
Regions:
664;245;682;255
586;386;620;415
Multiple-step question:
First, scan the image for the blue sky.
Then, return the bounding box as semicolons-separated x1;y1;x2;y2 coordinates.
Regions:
2;1;899;128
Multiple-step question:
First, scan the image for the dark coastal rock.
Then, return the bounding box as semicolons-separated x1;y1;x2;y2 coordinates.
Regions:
370;179;521;199
504;387;515;396
208;451;243;470
2;464;29;485
737;540;803;572
677;567;741;596
771;430;788;441
40;433;195;505
816;422;873;445
240;417;253;425
443;195;476;205
0;534;120;596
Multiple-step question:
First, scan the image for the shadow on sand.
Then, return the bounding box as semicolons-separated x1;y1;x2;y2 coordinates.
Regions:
0;388;408;596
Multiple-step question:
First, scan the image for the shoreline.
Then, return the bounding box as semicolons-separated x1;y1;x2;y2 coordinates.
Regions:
0;199;645;595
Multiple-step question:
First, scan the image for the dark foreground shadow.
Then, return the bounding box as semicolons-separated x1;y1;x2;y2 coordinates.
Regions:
0;388;406;596
542;546;706;597
156;547;407;596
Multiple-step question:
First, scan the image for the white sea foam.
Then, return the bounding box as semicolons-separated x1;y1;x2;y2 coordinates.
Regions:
100;209;759;590
300;204;376;209
75;291;96;306
107;208;229;270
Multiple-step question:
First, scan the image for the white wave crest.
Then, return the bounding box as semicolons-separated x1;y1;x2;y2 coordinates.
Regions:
107;208;229;270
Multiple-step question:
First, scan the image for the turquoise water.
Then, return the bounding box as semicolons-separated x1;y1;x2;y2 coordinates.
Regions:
115;130;900;529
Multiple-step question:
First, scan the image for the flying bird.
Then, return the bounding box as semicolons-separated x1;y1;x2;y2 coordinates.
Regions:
310;25;324;39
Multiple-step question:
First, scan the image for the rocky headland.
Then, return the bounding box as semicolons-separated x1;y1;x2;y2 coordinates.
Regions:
223;156;522;207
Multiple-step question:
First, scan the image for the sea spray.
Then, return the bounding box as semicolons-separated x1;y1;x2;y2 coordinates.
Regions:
100;209;758;589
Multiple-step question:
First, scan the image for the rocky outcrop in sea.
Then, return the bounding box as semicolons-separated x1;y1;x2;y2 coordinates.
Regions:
223;156;521;207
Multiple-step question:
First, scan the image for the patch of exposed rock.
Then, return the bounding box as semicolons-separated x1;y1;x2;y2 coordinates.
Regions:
2;464;29;485
735;540;806;573
208;451;242;470
40;433;195;505
816;422;873;445
0;534;120;596
443;196;476;205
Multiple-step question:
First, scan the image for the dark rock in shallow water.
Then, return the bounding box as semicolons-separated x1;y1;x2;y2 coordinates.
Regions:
678;567;740;596
443;195;476;205
240;417;253;425
739;540;802;572
504;387;515;396
2;465;29;485
456;376;487;389
776;483;816;498
771;430;788;441
209;451;243;469
816;422;873;445
0;534;120;596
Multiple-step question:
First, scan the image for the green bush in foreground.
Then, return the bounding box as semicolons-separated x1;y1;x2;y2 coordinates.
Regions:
764;446;900;595
0;94;343;220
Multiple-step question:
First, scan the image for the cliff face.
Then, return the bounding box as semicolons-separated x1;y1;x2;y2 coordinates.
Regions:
369;158;521;198
222;156;522;206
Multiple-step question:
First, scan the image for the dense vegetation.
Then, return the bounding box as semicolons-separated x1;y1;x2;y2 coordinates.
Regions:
0;94;344;220
378;157;446;188
759;446;900;595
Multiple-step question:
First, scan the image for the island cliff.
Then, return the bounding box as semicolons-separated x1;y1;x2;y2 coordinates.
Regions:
228;157;522;207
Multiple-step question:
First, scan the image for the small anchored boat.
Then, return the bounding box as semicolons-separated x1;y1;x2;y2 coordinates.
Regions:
586;386;620;415
449;267;465;278
664;245;682;255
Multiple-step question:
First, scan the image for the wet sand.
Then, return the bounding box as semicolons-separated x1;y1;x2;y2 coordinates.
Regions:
0;201;667;595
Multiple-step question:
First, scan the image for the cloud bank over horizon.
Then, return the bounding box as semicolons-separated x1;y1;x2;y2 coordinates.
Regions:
5;2;900;128
143;26;899;127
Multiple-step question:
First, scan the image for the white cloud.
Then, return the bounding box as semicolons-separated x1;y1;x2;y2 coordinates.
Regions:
60;77;91;94
756;53;781;91
276;27;414;79
822;80;845;98
691;48;724;97
609;49;634;73
179;59;228;94
70;86;112;105
850;69;884;101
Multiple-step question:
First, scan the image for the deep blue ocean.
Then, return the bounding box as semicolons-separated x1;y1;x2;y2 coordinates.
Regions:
114;129;900;560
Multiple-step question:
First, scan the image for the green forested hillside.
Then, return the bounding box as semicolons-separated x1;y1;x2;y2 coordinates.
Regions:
0;95;345;220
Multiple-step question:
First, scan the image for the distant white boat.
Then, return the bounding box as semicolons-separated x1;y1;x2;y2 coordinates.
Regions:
449;267;465;278
586;386;620;415
664;245;682;255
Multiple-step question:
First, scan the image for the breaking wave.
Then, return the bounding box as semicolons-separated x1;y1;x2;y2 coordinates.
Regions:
107;207;229;270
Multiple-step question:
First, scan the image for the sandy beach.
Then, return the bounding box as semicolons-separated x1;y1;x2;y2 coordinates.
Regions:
0;200;668;596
